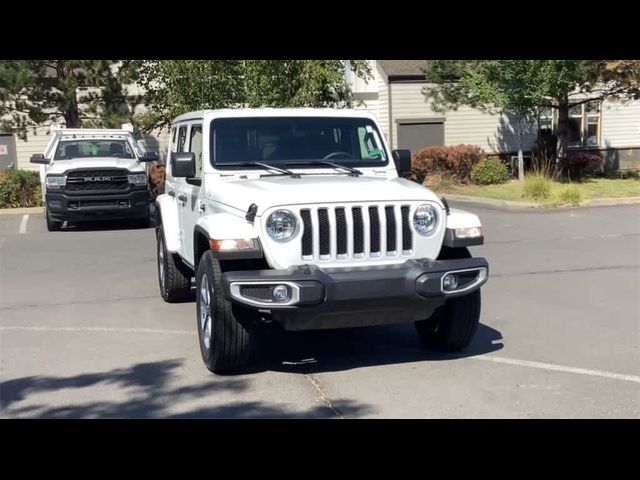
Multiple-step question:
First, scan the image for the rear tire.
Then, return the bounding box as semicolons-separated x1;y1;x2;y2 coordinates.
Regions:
196;250;257;374
157;224;191;302
46;208;62;232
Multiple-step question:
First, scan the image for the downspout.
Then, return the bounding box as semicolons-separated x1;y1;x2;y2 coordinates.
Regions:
388;81;393;149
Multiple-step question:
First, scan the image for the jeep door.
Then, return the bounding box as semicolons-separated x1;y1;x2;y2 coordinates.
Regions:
166;123;190;259
177;121;204;265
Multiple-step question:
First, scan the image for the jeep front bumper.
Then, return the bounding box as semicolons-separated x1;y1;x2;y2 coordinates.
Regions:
221;258;488;331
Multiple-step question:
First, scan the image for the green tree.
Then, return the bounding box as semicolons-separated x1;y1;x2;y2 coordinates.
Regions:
423;60;640;173
126;60;373;131
0;60;134;139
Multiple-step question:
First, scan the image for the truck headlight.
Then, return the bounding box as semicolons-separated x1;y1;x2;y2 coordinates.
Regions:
127;173;148;186
45;176;66;190
413;204;438;236
266;209;297;242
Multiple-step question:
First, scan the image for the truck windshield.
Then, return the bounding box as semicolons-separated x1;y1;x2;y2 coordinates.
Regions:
211;117;388;168
54;140;135;160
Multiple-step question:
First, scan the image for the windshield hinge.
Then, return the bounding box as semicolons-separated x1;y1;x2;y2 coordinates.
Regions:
245;203;258;223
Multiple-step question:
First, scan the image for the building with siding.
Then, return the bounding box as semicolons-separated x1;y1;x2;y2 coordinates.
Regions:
352;60;640;171
6;60;640;172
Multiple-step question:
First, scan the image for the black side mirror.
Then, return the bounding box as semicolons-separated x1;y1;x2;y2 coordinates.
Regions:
171;152;196;178
138;151;159;163
392;149;412;174
30;154;50;165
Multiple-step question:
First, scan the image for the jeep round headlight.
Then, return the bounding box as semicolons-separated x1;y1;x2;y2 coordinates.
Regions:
413;204;438;236
266;210;297;242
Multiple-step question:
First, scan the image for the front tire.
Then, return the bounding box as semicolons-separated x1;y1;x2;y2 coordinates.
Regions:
46;208;62;232
196;250;257;374
415;290;481;352
416;245;480;352
156;224;191;302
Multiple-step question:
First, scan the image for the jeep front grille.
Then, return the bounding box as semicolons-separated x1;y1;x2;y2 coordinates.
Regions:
300;204;413;261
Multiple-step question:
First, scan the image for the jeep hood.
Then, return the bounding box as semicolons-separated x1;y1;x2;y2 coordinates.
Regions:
46;157;144;174
210;175;443;215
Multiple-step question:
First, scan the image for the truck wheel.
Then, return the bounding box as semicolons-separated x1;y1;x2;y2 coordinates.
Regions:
196;250;257;374
415;290;481;352
46;208;62;232
156;224;191;302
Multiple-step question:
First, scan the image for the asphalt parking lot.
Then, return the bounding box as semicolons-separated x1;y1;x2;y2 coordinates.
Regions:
0;203;638;418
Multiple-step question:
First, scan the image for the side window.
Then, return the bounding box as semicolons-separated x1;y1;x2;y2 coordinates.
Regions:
188;124;203;177
177;125;188;152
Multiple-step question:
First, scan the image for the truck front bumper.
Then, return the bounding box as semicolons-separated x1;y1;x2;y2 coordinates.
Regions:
221;258;488;331
46;190;150;222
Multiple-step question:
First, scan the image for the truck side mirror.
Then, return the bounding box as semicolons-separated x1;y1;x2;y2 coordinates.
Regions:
139;151;159;163
392;149;412;174
30;154;50;165
171;152;196;178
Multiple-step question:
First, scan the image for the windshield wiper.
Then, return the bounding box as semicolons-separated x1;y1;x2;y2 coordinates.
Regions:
286;160;362;176
222;162;299;177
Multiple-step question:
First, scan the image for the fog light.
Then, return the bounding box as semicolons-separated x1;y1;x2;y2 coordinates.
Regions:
272;285;291;302
442;273;459;291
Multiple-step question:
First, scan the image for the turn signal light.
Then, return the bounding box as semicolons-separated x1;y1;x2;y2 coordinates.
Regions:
209;238;256;251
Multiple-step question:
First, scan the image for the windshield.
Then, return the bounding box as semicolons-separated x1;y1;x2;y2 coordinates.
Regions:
54;140;135;160
210;117;388;168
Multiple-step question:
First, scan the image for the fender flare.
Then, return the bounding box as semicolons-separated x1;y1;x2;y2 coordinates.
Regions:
194;213;262;261
156;194;181;252
444;208;484;248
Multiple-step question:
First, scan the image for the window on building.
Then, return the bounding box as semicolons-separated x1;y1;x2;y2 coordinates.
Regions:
538;101;601;148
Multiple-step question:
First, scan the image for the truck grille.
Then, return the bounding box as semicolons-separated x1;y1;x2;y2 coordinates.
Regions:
65;169;129;193
299;204;414;261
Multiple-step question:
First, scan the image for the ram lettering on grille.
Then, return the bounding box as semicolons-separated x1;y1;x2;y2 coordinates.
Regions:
300;205;413;261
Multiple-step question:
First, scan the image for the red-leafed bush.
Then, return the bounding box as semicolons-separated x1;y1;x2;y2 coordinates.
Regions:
409;145;485;184
148;164;166;200
561;151;602;180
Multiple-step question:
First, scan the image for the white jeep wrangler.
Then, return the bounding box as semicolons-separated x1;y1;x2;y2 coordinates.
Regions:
155;108;488;374
30;126;158;230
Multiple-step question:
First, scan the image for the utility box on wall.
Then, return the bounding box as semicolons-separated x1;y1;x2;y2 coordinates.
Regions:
0;134;17;170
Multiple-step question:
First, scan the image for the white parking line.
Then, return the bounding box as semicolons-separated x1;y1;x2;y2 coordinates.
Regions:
474;355;640;384
18;214;29;235
0;326;192;335
2;326;639;385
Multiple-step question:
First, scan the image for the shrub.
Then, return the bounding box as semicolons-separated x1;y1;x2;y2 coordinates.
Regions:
411;145;485;184
557;185;583;205
561;151;602;180
148;164;166;201
470;158;510;185
423;173;455;191
0;169;43;208
522;173;552;201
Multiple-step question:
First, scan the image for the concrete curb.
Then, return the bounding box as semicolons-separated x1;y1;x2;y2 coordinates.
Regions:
444;194;640;210
0;206;44;216
443;194;540;210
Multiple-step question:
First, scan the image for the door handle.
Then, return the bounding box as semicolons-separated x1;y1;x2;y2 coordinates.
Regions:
199;202;206;214
177;194;187;202
167;191;175;197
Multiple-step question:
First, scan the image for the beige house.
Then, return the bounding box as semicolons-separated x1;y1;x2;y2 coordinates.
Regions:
351;60;640;171
9;60;640;172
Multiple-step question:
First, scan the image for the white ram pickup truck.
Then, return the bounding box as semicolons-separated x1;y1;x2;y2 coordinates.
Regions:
30;126;158;230
155;108;489;374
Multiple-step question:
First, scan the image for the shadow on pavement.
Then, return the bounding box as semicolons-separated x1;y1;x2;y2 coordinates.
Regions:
0;359;373;419
265;322;504;375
